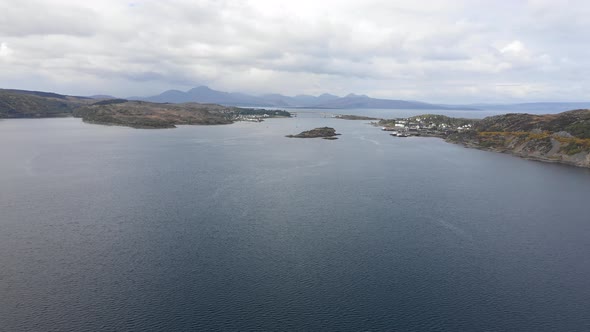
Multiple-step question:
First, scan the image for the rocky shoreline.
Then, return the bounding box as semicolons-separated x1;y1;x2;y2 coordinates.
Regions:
445;110;590;168
447;134;590;168
374;110;590;168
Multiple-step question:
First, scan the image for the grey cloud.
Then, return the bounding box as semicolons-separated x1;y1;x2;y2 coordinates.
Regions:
0;0;100;37
1;0;590;102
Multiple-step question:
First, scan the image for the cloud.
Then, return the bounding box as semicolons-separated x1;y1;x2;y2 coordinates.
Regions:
0;0;589;102
500;40;526;56
0;43;13;57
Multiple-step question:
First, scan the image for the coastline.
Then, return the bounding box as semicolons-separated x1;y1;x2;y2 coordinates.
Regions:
446;139;590;169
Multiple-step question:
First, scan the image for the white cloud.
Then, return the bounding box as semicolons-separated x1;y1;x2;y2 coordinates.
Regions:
500;40;526;56
0;43;13;57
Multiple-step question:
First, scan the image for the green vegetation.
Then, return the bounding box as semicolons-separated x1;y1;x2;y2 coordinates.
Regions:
565;121;590;139
562;142;585;155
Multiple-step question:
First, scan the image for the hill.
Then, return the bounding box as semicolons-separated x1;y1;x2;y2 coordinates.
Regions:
447;109;590;168
0;89;91;118
73;100;240;128
0;89;290;128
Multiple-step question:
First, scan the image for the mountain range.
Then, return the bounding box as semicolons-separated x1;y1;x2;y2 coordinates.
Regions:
127;86;590;112
128;86;473;110
3;86;590;114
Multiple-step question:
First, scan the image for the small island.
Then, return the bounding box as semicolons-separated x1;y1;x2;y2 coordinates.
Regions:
334;114;381;120
286;127;341;139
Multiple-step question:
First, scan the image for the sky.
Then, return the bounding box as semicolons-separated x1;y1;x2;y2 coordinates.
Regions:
1;0;590;103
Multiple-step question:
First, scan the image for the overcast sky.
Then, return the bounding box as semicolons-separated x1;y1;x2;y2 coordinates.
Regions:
1;0;590;102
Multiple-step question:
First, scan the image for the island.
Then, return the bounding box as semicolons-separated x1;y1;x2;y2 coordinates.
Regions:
0;89;291;128
73;100;291;128
334;114;381;120
286;127;341;139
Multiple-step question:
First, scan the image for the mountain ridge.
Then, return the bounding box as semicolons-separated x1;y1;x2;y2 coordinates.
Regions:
129;86;590;111
128;86;473;110
5;87;590;114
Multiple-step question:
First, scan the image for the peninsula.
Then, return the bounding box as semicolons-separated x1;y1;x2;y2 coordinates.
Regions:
447;110;590;168
377;110;590;168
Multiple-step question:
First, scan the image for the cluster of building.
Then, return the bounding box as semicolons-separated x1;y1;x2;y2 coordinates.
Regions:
234;114;271;122
380;116;474;137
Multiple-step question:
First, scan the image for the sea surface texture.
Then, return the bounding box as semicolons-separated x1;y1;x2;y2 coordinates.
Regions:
1;112;590;331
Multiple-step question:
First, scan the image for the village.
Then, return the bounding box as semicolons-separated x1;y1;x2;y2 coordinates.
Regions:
375;114;477;137
233;109;292;122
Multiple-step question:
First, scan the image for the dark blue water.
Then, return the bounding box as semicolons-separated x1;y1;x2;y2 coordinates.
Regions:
1;115;590;331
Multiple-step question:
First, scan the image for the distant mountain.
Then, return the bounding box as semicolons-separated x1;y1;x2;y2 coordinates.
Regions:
313;93;455;110
462;102;590;113
257;93;341;107
130;86;275;107
131;86;469;110
8;86;590;115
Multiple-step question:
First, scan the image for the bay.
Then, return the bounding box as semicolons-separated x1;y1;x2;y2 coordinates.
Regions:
1;113;589;331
